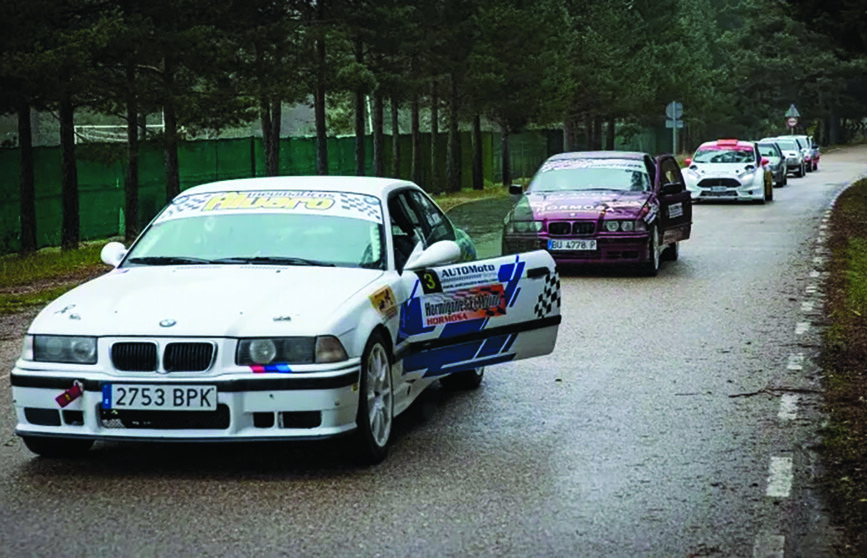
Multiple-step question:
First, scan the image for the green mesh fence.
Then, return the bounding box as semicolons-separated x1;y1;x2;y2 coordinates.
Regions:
0;129;567;255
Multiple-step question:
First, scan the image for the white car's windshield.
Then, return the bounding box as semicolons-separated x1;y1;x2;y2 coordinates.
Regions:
125;191;386;269
758;144;780;158
529;167;651;193
692;148;755;164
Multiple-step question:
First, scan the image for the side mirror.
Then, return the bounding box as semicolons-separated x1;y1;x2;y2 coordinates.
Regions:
684;158;692;166
761;157;769;166
661;182;683;195
508;184;523;196
101;241;127;267
404;240;462;271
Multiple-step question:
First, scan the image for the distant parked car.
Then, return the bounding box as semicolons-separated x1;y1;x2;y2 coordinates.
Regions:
757;141;787;187
683;139;773;203
501;151;692;276
762;136;806;177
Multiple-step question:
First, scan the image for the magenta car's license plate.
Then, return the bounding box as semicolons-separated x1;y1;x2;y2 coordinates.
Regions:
547;239;597;251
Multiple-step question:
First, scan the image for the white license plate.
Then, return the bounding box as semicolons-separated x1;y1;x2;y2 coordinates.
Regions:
548;239;597;251
102;384;217;411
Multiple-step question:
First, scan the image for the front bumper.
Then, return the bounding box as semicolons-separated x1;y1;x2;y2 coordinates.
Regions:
503;233;651;265
11;364;362;442
685;176;765;202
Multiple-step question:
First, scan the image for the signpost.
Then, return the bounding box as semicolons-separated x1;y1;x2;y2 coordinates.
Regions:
666;101;683;153
785;104;800;134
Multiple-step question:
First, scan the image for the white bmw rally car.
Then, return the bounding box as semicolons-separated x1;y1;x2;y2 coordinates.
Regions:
12;177;561;463
683;139;773;203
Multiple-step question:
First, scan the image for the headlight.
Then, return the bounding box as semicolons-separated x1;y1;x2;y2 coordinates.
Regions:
602;220;645;232
506;221;543;234
236;336;348;366
31;335;97;364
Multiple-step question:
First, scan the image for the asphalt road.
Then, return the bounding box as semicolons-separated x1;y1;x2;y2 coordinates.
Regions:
2;146;867;557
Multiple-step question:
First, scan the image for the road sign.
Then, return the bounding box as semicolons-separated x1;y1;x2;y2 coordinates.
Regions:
665;120;684;128
666;102;683;120
785;104;800;118
787;117;798;128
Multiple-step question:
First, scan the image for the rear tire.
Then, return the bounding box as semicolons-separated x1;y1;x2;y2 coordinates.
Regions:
440;367;484;390
352;332;394;465
22;436;93;458
661;242;679;262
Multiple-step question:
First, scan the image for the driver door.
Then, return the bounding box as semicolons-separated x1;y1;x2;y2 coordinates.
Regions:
655;154;693;245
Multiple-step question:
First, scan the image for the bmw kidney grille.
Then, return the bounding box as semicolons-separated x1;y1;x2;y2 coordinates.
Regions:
110;342;215;372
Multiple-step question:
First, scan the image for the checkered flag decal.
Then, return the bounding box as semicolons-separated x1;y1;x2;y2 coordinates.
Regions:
534;271;561;318
159;193;211;220
339;193;383;223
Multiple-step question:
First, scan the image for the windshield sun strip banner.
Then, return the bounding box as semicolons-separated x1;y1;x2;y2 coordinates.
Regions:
539;158;647;173
156;190;383;224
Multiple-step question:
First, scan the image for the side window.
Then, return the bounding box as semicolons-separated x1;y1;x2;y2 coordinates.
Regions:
660;158;683;188
388;192;424;272
408;191;456;245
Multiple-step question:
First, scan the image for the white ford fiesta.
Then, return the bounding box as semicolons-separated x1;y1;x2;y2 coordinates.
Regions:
11;176;561;463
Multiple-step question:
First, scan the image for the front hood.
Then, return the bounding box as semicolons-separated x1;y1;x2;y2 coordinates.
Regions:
29;266;383;337
526;191;650;220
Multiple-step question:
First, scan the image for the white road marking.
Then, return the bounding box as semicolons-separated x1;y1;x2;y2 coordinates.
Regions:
795;322;810;335
752;533;786;558
813;257;824;265
787;353;804;371
809;270;820;278
806;284;818;294
766;456;794;498
778;394;799;421
801;301;814;312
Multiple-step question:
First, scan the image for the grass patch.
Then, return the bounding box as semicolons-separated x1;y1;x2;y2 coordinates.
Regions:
431;182;513;213
821;177;867;553
0;241;108;288
0;240;114;315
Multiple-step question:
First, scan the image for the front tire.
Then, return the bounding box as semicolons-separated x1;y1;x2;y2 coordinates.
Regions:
440;367;484;390
22;436;93;458
352;332;394;465
640;226;660;276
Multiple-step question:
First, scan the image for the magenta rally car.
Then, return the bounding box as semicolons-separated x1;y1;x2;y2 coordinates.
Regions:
502;151;693;275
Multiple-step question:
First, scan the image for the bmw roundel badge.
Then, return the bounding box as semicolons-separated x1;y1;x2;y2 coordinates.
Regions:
159;318;177;328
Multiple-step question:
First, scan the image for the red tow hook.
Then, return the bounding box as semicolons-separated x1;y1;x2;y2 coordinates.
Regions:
55;380;84;408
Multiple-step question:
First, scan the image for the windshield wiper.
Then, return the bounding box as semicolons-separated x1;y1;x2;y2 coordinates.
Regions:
126;256;212;266
211;256;335;267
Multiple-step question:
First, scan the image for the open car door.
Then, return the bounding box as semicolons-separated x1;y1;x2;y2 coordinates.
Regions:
655;154;693;246
394;250;560;379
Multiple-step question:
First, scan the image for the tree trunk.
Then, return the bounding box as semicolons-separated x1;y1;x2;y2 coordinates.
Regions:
593;115;603;150
446;75;460;193
472;114;483;191
563;116;573;152
584;113;593;151
354;39;366;176
411;94;421;184
263;98;281;176
606;117;615;150
125;61;140;243
501;125;512;188
163;57;180;202
314;9;328;175
391;99;400;178
430;79;439;192
372;90;384;177
59;95;79;251
17;101;36;256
